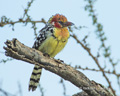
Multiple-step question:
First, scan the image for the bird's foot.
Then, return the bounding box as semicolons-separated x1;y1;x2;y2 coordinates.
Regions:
43;53;50;57
55;59;64;63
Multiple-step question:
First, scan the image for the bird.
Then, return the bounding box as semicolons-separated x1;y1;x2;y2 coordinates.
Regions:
29;14;74;91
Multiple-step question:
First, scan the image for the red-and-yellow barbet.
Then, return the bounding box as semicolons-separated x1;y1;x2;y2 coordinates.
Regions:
29;14;74;91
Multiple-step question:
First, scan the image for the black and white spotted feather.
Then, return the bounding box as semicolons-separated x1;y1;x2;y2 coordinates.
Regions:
29;23;54;91
32;23;54;49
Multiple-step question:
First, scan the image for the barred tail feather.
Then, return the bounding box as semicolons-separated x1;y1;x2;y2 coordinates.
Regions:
29;65;42;91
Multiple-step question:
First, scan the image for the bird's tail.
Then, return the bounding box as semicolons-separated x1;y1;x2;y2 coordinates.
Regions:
29;65;42;91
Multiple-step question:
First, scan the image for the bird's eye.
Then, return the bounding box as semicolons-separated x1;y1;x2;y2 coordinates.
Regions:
50;29;53;33
58;21;64;25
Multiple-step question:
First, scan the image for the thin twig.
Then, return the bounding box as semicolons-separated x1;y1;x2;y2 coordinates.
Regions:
71;34;116;96
75;65;120;77
0;88;15;96
0;19;46;27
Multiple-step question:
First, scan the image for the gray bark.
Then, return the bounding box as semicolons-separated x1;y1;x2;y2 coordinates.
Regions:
3;38;113;96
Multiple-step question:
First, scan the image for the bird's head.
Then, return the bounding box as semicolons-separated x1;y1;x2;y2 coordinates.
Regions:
48;14;74;28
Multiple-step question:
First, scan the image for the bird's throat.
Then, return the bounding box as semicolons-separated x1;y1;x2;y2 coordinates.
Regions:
54;28;70;41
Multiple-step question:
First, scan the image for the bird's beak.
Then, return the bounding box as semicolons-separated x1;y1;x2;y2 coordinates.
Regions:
63;21;74;27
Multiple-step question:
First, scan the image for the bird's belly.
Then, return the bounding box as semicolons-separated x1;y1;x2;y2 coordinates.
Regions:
38;36;67;58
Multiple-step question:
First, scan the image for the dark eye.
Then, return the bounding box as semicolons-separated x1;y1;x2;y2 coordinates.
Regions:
50;29;53;33
58;21;64;25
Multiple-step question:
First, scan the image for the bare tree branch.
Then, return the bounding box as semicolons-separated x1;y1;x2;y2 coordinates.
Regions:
3;38;113;96
0;19;46;27
71;34;115;95
75;65;120;77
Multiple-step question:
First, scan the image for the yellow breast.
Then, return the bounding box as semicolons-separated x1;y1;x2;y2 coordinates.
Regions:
54;28;70;42
38;28;69;57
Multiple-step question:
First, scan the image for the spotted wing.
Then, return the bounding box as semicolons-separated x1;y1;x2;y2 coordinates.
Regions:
32;24;54;49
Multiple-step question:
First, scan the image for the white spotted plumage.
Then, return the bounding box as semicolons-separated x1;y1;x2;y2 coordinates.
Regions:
32;23;54;49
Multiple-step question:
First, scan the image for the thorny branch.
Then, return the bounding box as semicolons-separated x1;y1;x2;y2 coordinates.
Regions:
84;0;119;95
71;34;115;96
0;18;46;27
75;65;120;77
0;0;119;95
0;17;118;95
0;16;118;95
23;0;35;19
0;58;13;63
3;38;113;96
